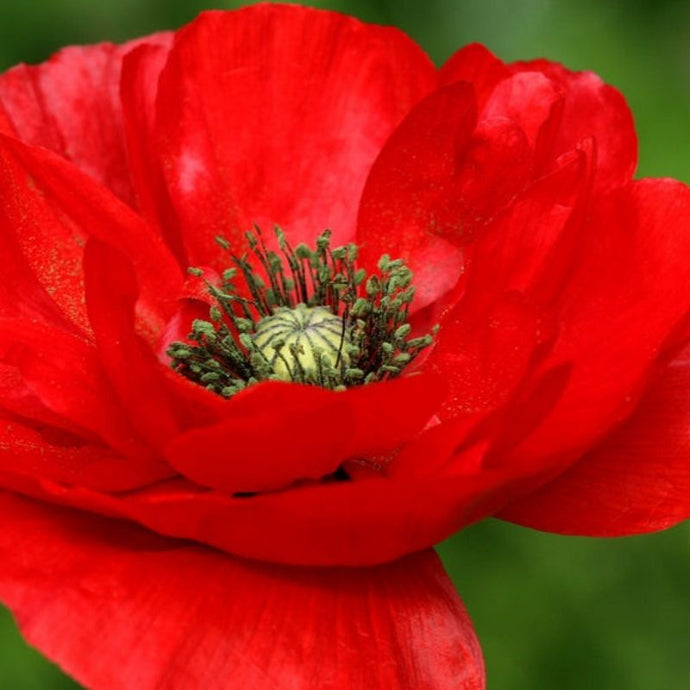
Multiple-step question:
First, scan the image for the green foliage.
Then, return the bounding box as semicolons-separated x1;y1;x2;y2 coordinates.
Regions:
439;520;690;689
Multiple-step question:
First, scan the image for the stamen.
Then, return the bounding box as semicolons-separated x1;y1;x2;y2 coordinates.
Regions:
167;226;437;397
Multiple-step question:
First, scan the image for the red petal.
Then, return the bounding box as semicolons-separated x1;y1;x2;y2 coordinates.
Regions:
83;239;183;451
499;347;690;535
0;36;170;204
0;418;166;492
356;83;475;311
439;43;509;104
0;362;75;432
153;6;435;266
479;71;562;152
0;135;183;335
0;318;145;457
505;179;690;472
0;493;485;690
0;446;524;566
0;313;171;491
83;240;227;450
166;374;445;494
357;81;538;312
165;382;354;493
0;102;13;135
441;46;637;193
512;58;637;191
442;61;566;181
462;149;587;306
0;136;91;330
343;372;448;456
429;153;586;423
119;41;186;265
431;293;546;421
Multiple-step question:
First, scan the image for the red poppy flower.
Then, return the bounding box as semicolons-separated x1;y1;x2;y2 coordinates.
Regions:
0;4;688;688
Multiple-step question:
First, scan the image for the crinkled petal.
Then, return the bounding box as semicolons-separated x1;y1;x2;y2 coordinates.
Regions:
512;57;638;191
441;44;637;193
0;35;171;204
0;492;485;690
153;6;435;266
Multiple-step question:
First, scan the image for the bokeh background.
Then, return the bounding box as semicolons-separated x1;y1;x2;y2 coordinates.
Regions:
0;0;688;688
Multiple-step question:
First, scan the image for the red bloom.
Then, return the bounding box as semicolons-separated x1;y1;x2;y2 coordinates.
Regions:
0;5;688;688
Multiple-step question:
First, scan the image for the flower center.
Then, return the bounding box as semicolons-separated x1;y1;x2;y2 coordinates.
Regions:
167;227;437;397
253;304;349;381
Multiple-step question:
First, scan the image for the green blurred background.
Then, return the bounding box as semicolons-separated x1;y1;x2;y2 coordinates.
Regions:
0;1;688;688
